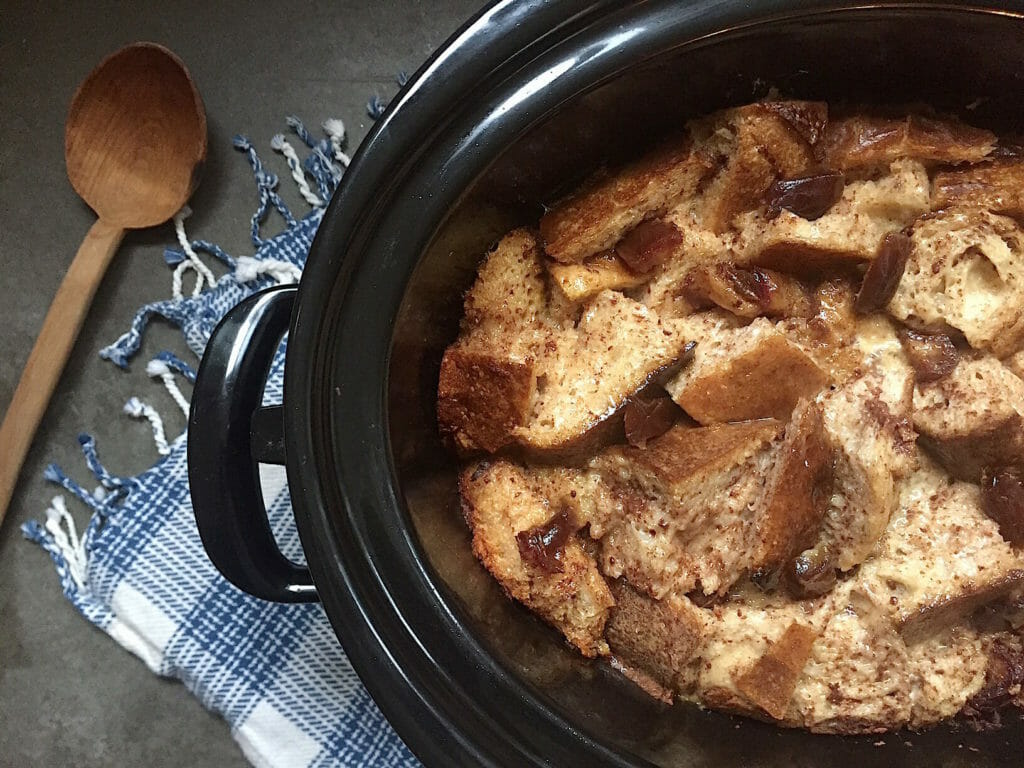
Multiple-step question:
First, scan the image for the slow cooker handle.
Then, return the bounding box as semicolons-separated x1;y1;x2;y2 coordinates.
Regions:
188;285;318;603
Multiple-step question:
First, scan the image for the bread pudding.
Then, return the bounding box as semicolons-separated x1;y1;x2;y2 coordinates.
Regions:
437;100;1024;734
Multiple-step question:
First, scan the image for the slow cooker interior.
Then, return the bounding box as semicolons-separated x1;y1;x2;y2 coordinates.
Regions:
388;6;1024;766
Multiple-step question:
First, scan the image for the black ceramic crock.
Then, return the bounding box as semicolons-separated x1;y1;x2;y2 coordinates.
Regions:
188;2;1024;765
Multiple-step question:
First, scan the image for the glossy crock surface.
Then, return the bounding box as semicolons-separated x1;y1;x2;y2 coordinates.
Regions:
284;2;1024;765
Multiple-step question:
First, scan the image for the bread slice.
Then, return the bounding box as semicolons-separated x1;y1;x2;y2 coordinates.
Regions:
817;364;917;571
888;209;1024;357
735;621;820;721
438;349;536;453
587;420;782;598
692;101;826;233
605;580;705;700
539;138;712;263
459;460;614;657
589;400;829;599
933;158;1024;218
513;290;693;456
912;356;1024;482
860;461;1024;643
791;589;913;733
539;100;826;264
736;159;930;274
547;251;646;303
439;230;694;457
821;112;995;171
906;626;988;728
665;317;830;424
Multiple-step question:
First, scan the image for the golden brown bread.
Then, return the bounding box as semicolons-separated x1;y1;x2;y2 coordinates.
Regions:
588;420;782;598
888;209;1024;357
735;621;819;721
459;460;614;657
821;112;995;171
439;230;693;457
692;101;826;233
665;317;830;424
438;350;535;453
539;139;711;264
680;263;814;319
754;399;832;576
546;251;646;303
912;356;1024;482
605;580;704;699
737;158;930;273
933;158;1024;218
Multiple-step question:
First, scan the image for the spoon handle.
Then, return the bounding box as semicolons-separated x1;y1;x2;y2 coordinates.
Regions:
0;218;125;526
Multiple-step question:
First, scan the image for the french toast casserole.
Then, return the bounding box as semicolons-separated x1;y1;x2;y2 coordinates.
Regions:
436;100;1024;734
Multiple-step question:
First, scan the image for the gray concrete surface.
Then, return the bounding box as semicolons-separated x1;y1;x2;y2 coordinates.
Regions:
0;1;480;765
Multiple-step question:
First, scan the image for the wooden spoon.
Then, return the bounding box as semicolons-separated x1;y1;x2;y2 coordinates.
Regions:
0;43;207;525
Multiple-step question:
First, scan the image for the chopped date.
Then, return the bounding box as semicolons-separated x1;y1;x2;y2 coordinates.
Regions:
615;219;683;273
898;329;960;383
854;232;911;314
726;265;775;308
981;468;1024;546
785;545;837;598
515;507;574;573
766;171;845;221
624;396;681;448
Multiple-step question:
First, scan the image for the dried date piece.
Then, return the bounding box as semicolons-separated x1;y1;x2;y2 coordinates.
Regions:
898;329;960;383
682;264;814;319
624;396;683;448
784;545;838;598
766;171;845;221
981;468;1024;547
854;231;911;314
516;507;574;573
615;219;683;273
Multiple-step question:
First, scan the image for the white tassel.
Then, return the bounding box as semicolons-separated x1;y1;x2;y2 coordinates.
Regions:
322;118;351;167
270;134;323;207
171;206;217;299
146;360;190;417
43;496;89;589
235;256;301;285
123;397;171;456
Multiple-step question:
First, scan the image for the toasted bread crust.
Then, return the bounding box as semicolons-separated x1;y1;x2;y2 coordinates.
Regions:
735;622;819;720
755;400;831;572
606;581;704;693
666;319;830;424
912;357;1024;481
822;112;995;171
438;347;534;453
540;138;711;264
696;101;825;233
933;158;1024;217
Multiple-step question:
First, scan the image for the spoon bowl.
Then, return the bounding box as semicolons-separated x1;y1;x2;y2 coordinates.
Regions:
66;42;207;228
0;42;207;524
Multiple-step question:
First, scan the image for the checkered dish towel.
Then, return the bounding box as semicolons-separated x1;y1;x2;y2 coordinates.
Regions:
23;116;421;768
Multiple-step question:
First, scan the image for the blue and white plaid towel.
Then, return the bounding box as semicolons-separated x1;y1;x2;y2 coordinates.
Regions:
23;116;420;768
